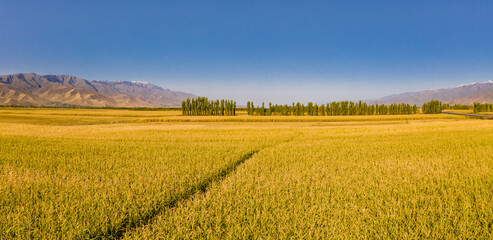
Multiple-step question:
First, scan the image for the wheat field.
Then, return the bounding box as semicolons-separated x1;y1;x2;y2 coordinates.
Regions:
0;108;492;239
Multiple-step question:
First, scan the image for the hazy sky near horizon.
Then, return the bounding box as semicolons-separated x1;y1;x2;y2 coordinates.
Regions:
1;0;493;104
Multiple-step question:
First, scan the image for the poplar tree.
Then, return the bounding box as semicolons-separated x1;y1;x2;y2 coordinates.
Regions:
319;104;325;116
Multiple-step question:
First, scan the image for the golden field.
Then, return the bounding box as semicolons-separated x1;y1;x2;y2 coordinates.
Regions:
0;108;492;239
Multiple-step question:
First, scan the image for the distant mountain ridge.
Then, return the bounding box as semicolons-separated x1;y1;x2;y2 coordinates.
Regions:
370;81;493;105
0;73;196;107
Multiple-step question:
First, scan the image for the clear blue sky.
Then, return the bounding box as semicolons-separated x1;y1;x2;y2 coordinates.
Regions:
1;0;493;104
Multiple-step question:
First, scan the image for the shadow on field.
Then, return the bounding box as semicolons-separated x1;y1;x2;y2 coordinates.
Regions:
85;150;259;240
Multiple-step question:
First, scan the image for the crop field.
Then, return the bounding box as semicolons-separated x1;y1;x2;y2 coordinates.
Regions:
1;108;492;239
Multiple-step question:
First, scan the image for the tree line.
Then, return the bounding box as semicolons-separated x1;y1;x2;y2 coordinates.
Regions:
182;97;236;116
473;103;493;113
421;100;444;114
181;99;452;116
246;101;419;116
442;104;472;110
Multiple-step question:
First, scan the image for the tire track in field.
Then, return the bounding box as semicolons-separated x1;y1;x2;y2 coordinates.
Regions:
84;136;301;240
85;135;299;240
83;150;259;240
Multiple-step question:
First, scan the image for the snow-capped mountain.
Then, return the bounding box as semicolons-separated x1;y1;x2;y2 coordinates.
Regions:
370;81;493;105
0;73;196;107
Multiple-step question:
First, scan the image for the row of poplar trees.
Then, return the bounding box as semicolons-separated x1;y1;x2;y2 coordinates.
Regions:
181;99;450;116
421;100;444;114
473;103;493;113
246;101;418;116
182;97;236;116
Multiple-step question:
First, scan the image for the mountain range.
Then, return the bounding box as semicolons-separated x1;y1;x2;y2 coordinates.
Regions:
369;81;493;105
1;73;492;107
0;73;196;107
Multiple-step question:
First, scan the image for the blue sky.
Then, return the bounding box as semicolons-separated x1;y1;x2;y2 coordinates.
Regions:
1;0;493;104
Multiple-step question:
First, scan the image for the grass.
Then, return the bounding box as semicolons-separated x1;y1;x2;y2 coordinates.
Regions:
0;108;492;239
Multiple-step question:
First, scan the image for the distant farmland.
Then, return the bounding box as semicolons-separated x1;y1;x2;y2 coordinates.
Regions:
1;108;492;239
